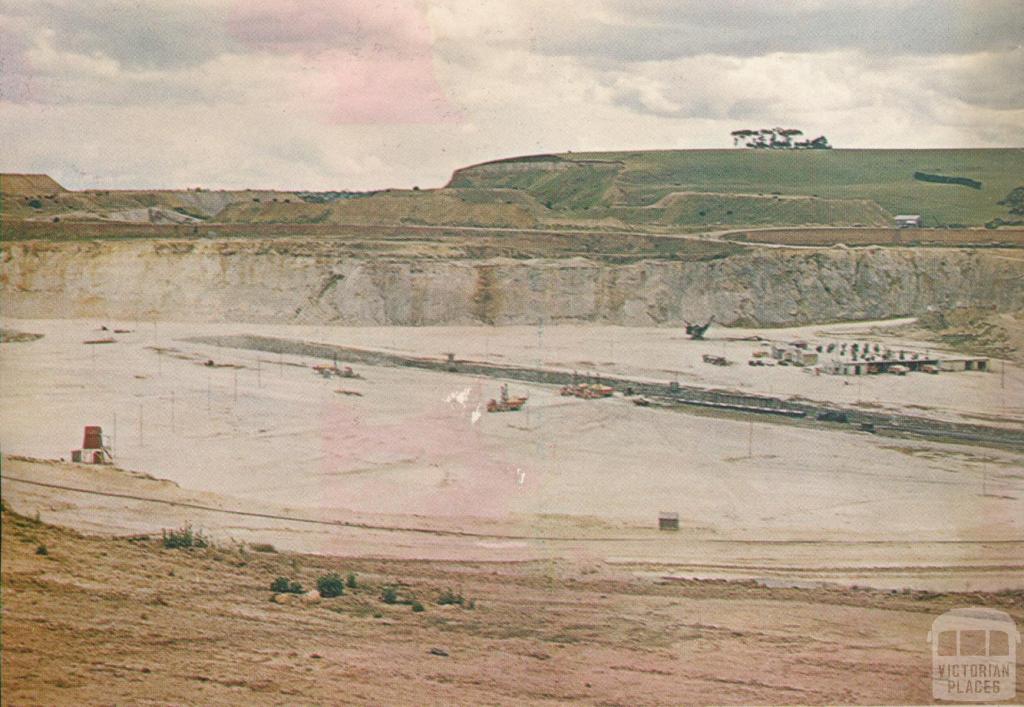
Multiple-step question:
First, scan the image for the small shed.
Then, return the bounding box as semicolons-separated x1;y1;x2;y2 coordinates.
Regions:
895;214;922;228
939;356;989;372
796;351;818;367
658;512;680;531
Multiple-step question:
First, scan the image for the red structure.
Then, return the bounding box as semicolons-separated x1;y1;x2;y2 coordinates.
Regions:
71;425;111;464
82;426;103;450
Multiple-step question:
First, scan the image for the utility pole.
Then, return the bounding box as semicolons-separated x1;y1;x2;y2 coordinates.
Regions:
747;419;753;458
234;370;238;404
257;357;262;388
171;391;175;432
138;403;144;447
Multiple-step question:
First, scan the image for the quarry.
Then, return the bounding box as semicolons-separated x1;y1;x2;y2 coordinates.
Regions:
2;149;1023;704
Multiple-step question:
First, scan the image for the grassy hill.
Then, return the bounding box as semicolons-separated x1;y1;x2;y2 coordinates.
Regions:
4;148;1020;230
450;149;1024;227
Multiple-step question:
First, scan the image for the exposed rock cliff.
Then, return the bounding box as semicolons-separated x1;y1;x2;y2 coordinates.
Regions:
3;239;1022;327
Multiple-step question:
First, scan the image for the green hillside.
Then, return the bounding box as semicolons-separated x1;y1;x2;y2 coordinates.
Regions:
450;149;1024;227
215;188;541;229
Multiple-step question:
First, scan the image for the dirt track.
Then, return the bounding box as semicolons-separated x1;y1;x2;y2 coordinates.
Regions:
723;227;1024;247
4;503;1022;705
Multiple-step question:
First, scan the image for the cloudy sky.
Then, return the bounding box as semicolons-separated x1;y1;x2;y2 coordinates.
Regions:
1;0;1021;190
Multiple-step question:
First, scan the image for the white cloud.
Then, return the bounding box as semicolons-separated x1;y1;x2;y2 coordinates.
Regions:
0;0;1021;190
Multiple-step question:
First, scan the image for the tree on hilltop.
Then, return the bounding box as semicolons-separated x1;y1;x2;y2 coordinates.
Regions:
730;127;829;149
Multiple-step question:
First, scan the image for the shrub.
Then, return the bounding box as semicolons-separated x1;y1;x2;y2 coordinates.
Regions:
161;525;208;549
270;577;304;594
27;199;42;209
913;171;983;190
381;586;399;604
998;186;1024;215
317;573;345;598
346;572;358;589
411;601;425;612
35;544;48;555
251;543;277;553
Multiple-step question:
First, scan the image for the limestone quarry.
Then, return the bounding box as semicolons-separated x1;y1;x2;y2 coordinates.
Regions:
2;152;1023;705
4;237;1024;328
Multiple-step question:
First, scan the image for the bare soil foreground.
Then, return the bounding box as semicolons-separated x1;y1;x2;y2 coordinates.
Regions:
3;504;1022;705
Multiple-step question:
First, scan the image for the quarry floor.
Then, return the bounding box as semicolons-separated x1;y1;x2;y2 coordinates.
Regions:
1;318;1022;593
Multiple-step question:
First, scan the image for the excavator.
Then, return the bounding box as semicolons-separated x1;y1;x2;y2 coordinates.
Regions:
684;315;714;340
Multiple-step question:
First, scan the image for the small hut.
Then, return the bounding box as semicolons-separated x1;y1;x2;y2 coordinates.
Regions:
658;512;680;531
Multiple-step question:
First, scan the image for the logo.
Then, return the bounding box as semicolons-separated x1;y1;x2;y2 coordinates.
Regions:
928;607;1020;702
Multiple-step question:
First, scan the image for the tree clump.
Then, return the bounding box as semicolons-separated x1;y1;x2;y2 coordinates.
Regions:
730;128;831;149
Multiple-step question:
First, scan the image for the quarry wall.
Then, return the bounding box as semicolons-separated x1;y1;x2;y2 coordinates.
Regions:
3;238;1022;327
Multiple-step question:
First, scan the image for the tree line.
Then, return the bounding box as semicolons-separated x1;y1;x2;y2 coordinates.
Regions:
730;128;831;149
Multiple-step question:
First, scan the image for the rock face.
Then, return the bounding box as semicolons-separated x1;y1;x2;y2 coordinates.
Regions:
2;239;1022;327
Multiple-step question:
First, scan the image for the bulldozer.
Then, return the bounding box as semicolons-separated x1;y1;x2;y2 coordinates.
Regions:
684;316;715;340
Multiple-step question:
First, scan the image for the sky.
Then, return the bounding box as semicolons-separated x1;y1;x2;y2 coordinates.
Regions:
1;0;1022;190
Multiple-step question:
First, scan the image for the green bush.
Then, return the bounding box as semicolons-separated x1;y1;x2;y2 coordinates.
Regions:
346;572;358;588
251;543;277;553
270;576;304;594
913;171;983;190
381;586;399;604
162;525;208;549
317;573;345;598
411;601;425;612
998;186;1024;215
35;544;48;555
27;199;43;209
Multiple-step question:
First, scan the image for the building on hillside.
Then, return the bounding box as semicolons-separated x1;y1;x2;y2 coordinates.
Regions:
895;214;922;228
